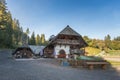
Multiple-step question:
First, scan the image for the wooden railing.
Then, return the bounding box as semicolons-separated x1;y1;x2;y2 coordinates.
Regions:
55;39;80;45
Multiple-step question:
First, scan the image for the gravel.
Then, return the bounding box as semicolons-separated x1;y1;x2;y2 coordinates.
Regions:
0;50;120;80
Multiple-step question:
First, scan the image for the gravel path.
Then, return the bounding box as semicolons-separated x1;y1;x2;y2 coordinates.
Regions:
0;50;120;80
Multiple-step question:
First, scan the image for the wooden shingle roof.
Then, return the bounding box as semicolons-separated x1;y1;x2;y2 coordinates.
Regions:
59;25;80;36
44;25;88;48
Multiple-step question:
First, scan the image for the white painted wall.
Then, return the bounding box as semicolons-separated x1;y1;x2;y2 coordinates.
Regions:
54;45;70;56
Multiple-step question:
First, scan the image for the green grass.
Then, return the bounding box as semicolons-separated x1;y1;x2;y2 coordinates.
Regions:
85;47;101;56
85;47;120;57
107;50;120;56
107;60;120;66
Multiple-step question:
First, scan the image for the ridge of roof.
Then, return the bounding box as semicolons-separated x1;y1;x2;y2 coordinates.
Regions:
59;25;81;36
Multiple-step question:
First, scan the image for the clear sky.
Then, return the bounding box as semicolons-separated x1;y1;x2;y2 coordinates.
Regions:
6;0;120;40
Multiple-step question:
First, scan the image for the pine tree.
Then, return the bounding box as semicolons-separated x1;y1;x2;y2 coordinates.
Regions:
41;34;45;44
114;36;120;41
36;34;41;45
26;28;30;35
104;34;111;51
0;0;28;48
25;28;30;45
0;0;14;48
29;32;36;45
12;19;22;45
0;0;7;30
5;11;13;47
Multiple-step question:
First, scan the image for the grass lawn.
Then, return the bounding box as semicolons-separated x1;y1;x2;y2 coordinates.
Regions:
107;50;120;56
107;60;120;66
85;47;120;57
85;47;101;56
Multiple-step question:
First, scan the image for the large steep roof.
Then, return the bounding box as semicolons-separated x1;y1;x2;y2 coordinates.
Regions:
59;25;81;36
45;25;88;47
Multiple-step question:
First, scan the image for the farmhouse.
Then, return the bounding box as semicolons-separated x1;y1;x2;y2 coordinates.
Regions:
43;25;88;58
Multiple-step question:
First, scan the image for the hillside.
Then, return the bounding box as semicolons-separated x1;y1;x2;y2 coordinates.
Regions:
85;47;120;57
85;47;101;56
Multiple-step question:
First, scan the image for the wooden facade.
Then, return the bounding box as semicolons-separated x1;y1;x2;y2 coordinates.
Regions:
44;25;88;58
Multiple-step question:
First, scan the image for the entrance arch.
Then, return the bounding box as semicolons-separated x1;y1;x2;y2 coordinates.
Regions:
58;49;66;58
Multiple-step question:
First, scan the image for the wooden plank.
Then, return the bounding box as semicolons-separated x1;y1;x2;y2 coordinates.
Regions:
85;62;109;65
84;61;109;70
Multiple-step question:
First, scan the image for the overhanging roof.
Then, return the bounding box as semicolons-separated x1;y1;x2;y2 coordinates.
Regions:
44;25;88;49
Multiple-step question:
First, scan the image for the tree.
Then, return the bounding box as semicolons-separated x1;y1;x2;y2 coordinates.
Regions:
26;28;29;34
0;0;29;48
114;36;120;41
41;34;45;44
0;0;14;48
49;35;55;41
104;34;111;49
22;32;28;46
0;0;7;29
12;19;22;45
29;32;36;45
36;34;41;45
25;28;30;45
83;36;92;46
5;11;13;47
0;0;6;46
0;0;6;5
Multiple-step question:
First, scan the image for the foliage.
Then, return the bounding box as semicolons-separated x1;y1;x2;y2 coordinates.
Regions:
114;36;120;41
28;33;48;46
0;0;119;50
36;34;41;45
0;0;49;47
84;35;120;56
0;0;13;48
41;34;45;44
29;32;36;45
49;35;55;41
110;41;120;50
83;36;105;50
84;35;120;51
83;36;92;46
85;47;101;56
12;19;23;46
104;34;111;49
107;50;120;56
25;28;30;35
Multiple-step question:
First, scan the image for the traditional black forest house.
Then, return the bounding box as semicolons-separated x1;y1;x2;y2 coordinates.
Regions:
43;25;88;58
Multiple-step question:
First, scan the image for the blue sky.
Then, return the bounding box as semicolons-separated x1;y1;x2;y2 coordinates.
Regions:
6;0;120;40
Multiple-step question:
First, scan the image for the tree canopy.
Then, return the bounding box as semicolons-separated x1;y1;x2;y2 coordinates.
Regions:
0;0;119;51
0;0;48;48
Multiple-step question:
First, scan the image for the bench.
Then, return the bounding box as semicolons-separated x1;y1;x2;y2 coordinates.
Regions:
85;61;109;70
